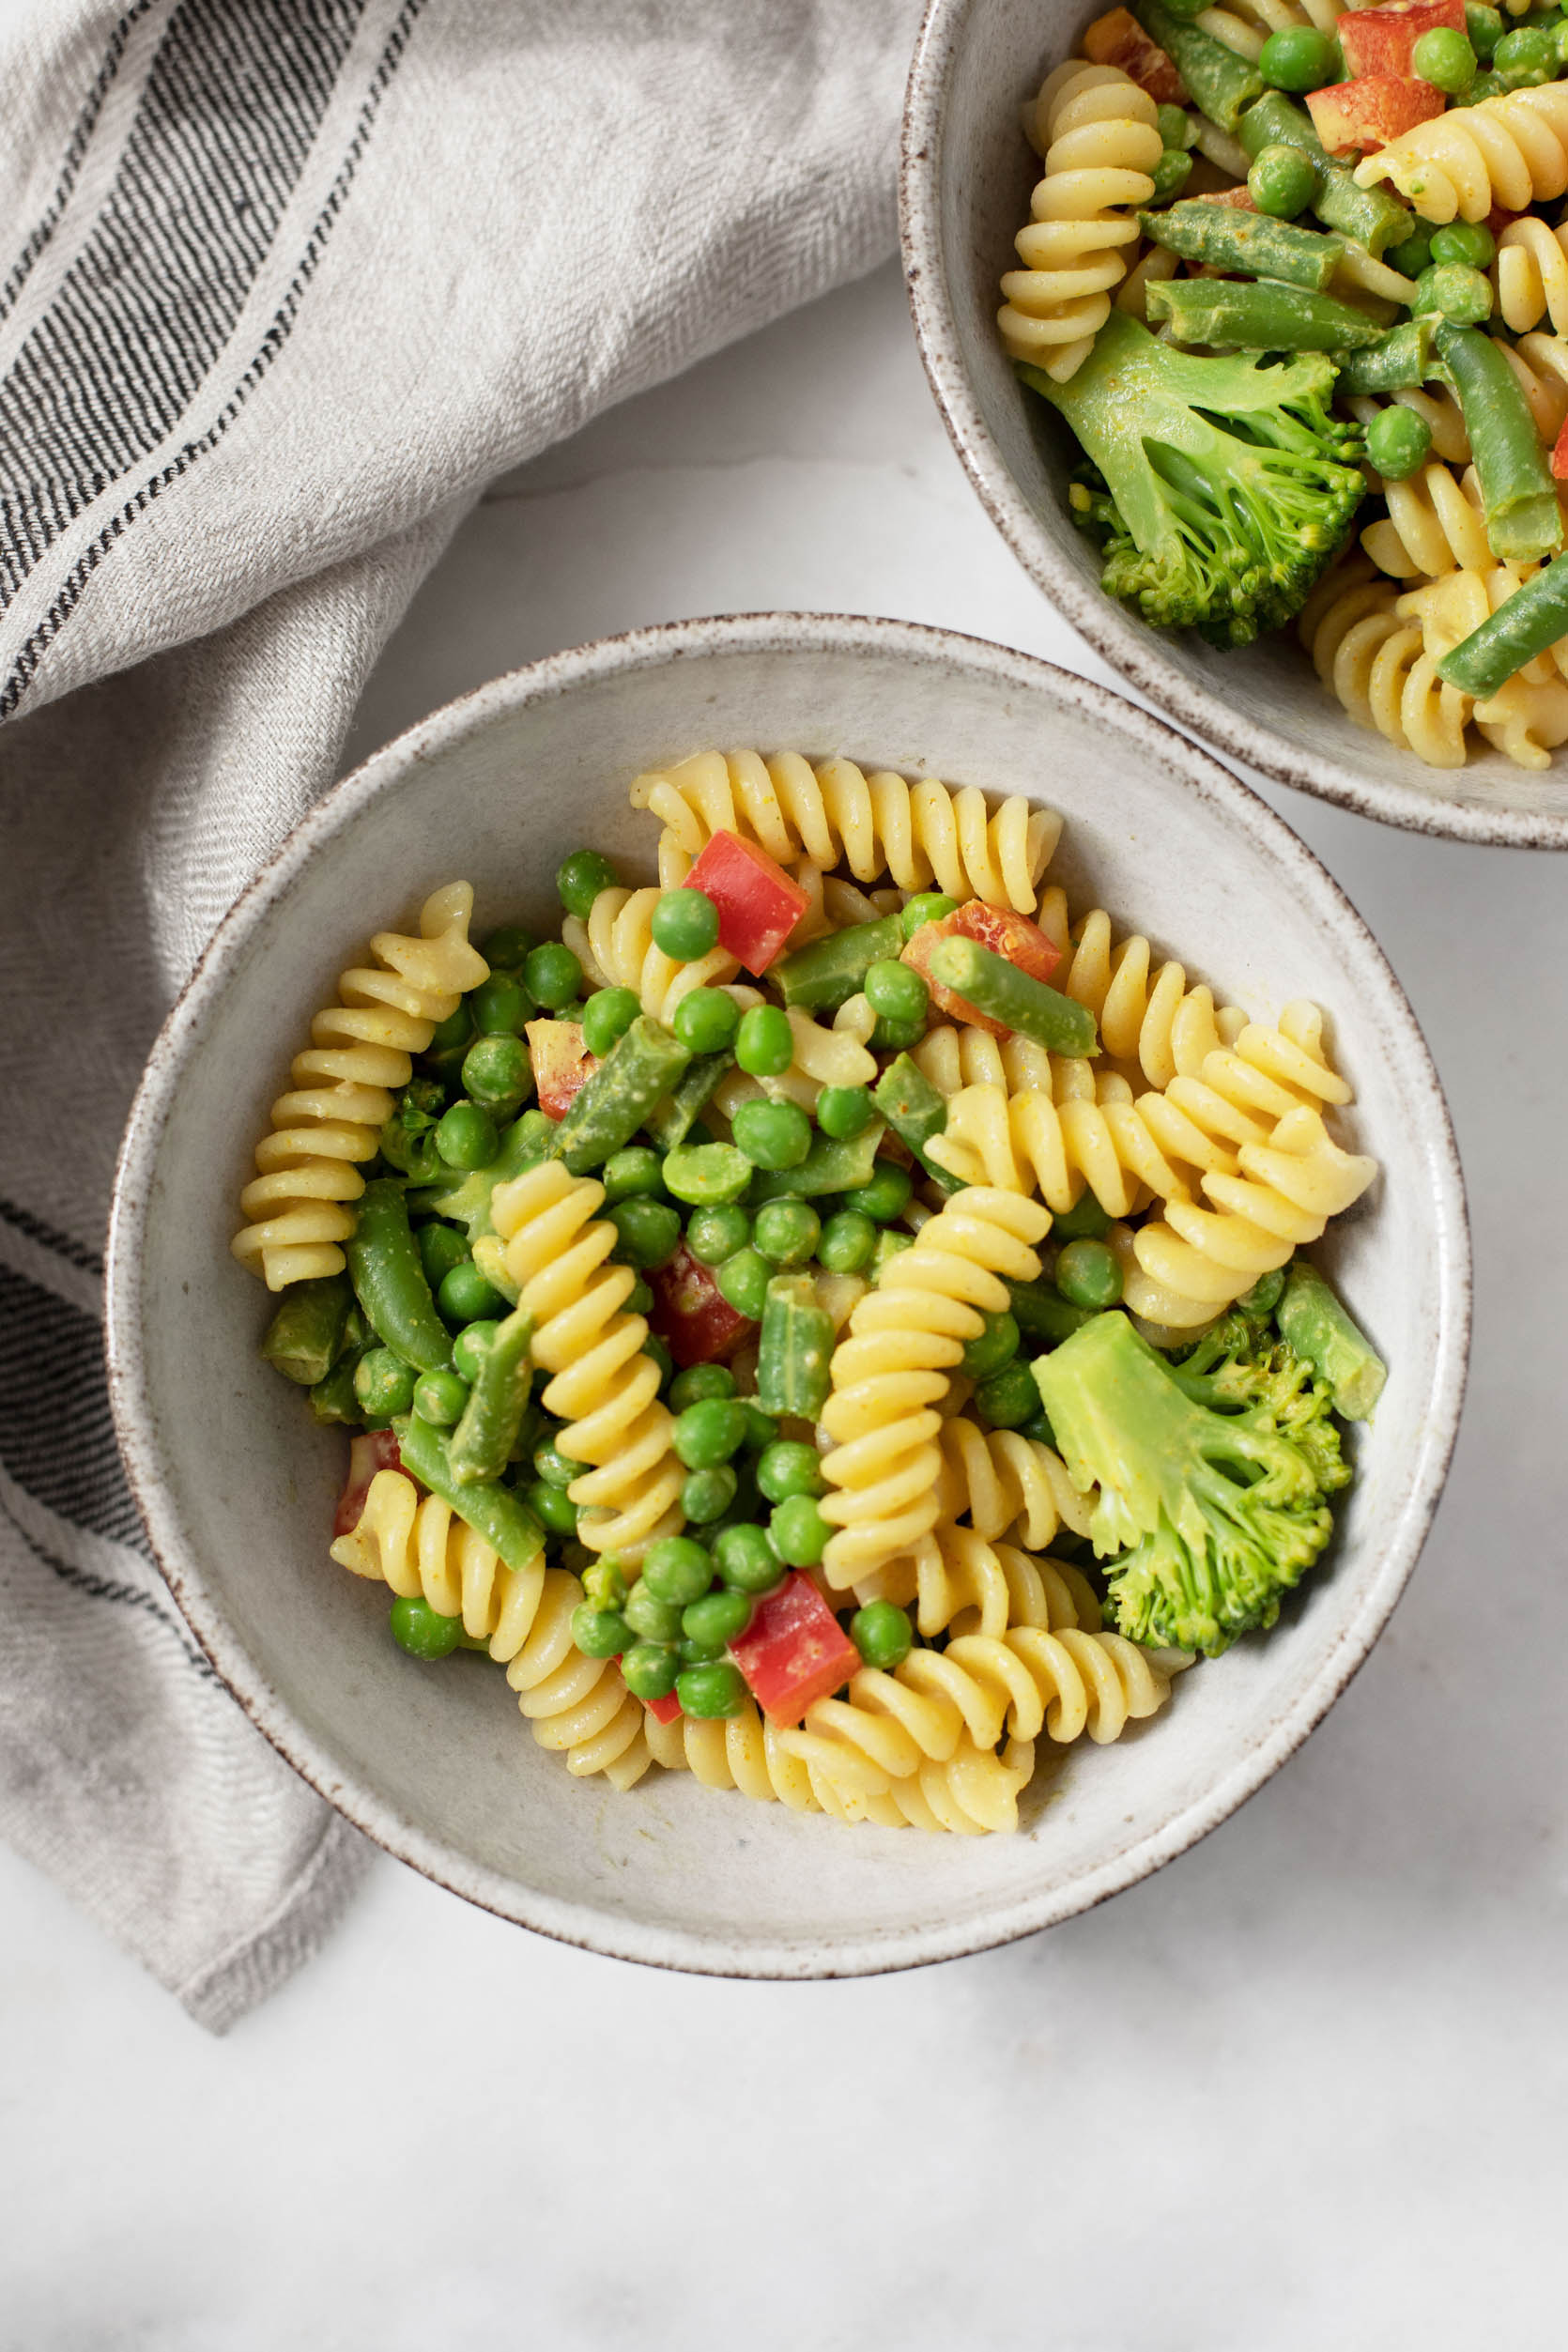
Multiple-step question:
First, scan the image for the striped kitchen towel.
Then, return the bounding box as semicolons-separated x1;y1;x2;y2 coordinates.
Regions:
0;0;920;2027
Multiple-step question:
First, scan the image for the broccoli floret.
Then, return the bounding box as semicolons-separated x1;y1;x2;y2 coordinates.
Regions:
1021;311;1366;649
1034;1310;1347;1658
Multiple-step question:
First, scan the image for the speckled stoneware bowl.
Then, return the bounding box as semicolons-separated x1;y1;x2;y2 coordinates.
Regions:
901;0;1568;848
107;615;1468;1975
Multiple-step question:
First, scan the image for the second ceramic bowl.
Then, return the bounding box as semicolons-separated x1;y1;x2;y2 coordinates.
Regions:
900;0;1568;847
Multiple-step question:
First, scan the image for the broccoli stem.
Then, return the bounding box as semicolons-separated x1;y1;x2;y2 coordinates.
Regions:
1276;1264;1387;1422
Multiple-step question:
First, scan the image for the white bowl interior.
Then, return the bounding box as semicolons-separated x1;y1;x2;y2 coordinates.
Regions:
109;619;1468;1975
902;0;1568;847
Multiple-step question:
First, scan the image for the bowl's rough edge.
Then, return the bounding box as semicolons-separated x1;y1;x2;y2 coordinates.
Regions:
898;0;1568;853
105;610;1472;1979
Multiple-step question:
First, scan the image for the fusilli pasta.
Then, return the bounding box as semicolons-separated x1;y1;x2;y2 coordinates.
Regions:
564;884;739;1023
643;1697;822;1809
1354;81;1568;223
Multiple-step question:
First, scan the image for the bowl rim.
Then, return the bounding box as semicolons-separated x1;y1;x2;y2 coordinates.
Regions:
105;607;1472;1978
898;0;1568;852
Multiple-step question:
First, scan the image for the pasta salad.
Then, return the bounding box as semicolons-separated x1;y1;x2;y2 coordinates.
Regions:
235;757;1386;1836
1002;0;1568;771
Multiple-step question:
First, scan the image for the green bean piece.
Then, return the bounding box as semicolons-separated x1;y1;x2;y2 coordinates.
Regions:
773;915;904;1012
643;1052;732;1152
1334;319;1437;397
869;1229;915;1280
1147;147;1193;205
1145;274;1384;351
260;1274;353;1387
900;892;960;940
1436;551;1568;698
926;939;1099;1056
756;1274;835;1420
308;1353;365;1425
661;1141;752;1205
1435;323;1563;561
1276;1262;1388;1420
393;1414;546;1573
1236;89;1410;255
745;1123;884;1201
447;1300;535;1484
1139;199;1345;290
548;1015;691;1176
1051;1190;1112;1243
346;1179;453;1373
1132;0;1264;130
1008;1277;1097;1346
871;1053;964;1193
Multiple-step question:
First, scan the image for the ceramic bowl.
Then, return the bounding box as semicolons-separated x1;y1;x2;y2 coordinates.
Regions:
900;0;1568;848
107;614;1469;1975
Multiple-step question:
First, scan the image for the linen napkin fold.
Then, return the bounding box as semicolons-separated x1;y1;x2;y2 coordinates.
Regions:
0;0;921;2026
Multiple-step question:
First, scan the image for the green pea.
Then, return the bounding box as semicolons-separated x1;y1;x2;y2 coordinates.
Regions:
461;1034;531;1114
679;1631;728;1665
1466;3;1502;61
900;892;959;940
756;1439;824;1503
682;1588;753;1650
621;1641;680;1701
1494;21;1557;81
669;1363;736;1411
1409;261;1493;326
533;1437;584;1489
740;1403;777;1452
661;1142;751;1206
686;1203;751;1267
1429;219;1495;269
1258;23;1334;88
770;1494;830;1567
643;1332;675;1386
1052;1189;1112;1243
390;1595;462;1658
1411;25;1476;91
752;1198;821;1268
602;1145;667;1204
607;1196;682;1270
673;987;742;1055
715;1246;770;1319
581;987;642;1058
427;1004;473;1057
674;1395;751;1470
354;1347;419;1418
863;957;930;1025
815;1084;873;1141
1366;404;1432;482
650;888;720;962
712;1522;785;1593
1155;102;1191;150
627;1275;654;1315
523;941;583;1010
415;1220;469;1289
732;1098;812;1171
1022;1411;1057;1449
682;1466;739;1524
469;973;533;1036
851;1599;913;1670
817;1207;876;1274
1054;1237;1124;1310
842;1163;913;1223
438;1259;508;1326
479;924;532;973
975;1361;1039;1430
557;849;619;919
641;1535;715;1606
524;1479;577;1536
960;1309;1021;1383
436;1100;500;1171
413;1368;470;1426
571;1603;628;1659
1388;226;1436;280
675;1660;749;1719
623;1582;686;1644
734;1003;794;1077
1246;143;1316;220
452;1319;500;1382
870;1013;925;1052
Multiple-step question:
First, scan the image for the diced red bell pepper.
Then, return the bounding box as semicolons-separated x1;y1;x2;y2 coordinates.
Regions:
730;1571;861;1727
333;1428;404;1537
1551;413;1568;482
1306;73;1444;157
526;1019;598;1120
648;1241;754;1367
684;830;809;975
645;1689;683;1724
1337;0;1463;80
901;901;1063;1038
1083;7;1186;104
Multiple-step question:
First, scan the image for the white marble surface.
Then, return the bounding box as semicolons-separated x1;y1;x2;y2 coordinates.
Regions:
5;263;1565;2350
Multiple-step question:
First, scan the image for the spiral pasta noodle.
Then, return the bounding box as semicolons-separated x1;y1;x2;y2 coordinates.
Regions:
709;1001;878;1119
564;884;739;1024
1353;81;1568;223
817;1188;1051;1586
331;1471;652;1787
491;1161;685;1561
931;1417;1094;1553
629;750;1060;913
231;882;487;1290
1000;63;1161;381
928;1077;1182;1222
1054;906;1249;1093
1194;0;1344;65
1494;214;1568;334
643;1695;822;1809
1361;460;1492;581
1299;559;1471;765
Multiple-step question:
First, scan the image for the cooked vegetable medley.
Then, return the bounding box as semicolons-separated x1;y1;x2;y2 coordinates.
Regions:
1002;0;1568;770
234;754;1386;1835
